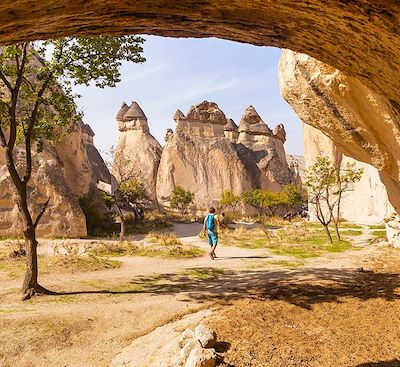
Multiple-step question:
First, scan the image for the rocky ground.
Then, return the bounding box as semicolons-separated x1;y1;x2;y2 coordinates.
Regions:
0;222;399;367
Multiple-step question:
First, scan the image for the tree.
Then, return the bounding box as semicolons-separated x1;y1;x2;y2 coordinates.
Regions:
0;36;145;299
305;156;336;243
105;149;149;240
305;156;363;243
115;178;147;239
282;184;306;207
331;161;363;241
241;189;264;215
261;191;285;216
170;186;195;214
241;189;286;216
219;190;241;212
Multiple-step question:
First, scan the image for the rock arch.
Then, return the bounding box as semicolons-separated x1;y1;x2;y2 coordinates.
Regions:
2;0;400;213
1;1;399;104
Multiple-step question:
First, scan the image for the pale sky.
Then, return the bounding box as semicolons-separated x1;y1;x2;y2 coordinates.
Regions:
73;36;304;156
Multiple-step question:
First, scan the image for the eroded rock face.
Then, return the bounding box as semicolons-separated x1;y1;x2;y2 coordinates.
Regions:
1;0;400;223
286;154;305;188
0;135;89;238
113;101;162;206
301;124;393;225
81;123;111;185
157;101;295;208
157;102;254;208
0;47;110;237
236;106;294;192
0;1;399;117
279;49;400;214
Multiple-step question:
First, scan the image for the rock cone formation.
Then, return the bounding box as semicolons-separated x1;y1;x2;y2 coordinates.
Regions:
0;118;107;238
156;101;295;208
113;101;162;206
236;106;294;191
157;101;254;208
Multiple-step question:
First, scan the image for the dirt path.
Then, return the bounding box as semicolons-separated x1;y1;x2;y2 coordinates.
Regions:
0;222;390;367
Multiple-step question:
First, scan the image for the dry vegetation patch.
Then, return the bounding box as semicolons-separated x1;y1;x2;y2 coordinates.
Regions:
0;242;122;280
89;233;205;259
219;223;354;259
208;252;400;366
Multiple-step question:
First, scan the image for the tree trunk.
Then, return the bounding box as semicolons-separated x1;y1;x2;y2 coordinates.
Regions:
17;188;51;300
333;222;341;242
120;218;126;240
22;226;39;295
323;225;333;244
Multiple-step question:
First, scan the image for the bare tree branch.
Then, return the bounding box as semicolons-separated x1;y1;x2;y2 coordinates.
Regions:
23;68;55;183
0;124;7;147
0;70;13;93
33;197;50;229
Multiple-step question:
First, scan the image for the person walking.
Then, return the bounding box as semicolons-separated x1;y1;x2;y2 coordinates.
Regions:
203;207;221;260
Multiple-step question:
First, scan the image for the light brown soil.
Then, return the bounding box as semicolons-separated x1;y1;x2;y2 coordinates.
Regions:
208;248;400;367
0;223;399;367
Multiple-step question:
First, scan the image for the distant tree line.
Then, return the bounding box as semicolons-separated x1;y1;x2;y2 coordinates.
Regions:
219;184;307;216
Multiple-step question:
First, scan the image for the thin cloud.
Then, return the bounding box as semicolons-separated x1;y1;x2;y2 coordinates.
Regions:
121;64;168;84
151;78;237;113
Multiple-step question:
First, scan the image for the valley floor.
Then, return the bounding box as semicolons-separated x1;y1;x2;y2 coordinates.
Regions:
0;222;399;367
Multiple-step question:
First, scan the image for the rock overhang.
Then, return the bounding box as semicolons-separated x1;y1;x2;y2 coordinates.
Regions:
0;0;399;107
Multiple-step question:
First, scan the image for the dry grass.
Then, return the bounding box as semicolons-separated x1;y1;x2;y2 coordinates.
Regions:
146;231;183;246
0;242;121;280
89;234;205;259
220;222;353;259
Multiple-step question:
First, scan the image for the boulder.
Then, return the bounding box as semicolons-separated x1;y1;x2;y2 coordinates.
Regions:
194;325;217;348
179;328;196;348
113;101;162;207
184;348;217;367
180;339;202;364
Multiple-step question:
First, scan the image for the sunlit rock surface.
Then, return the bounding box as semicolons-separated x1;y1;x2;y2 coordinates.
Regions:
236;106;294;192
279;49;400;214
113;101;162;206
156;101;295;208
0;120;102;238
156;101;254;208
302;124;393;226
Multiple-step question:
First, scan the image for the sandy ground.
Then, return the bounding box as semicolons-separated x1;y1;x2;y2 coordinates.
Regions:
0;223;398;367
